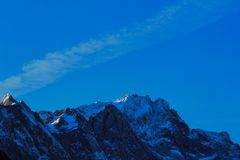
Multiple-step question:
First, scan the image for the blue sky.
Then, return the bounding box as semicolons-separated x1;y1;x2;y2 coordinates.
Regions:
0;0;240;142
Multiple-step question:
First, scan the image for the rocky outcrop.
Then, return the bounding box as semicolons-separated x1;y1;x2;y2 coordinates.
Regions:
88;104;157;160
40;108;106;160
186;129;240;160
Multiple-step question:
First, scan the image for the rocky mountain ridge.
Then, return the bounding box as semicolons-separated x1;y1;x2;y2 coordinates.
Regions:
0;94;239;160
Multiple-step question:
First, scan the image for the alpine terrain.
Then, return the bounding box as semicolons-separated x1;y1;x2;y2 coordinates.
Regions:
0;94;239;160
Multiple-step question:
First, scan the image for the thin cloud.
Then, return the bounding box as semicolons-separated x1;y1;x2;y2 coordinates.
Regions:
0;0;239;97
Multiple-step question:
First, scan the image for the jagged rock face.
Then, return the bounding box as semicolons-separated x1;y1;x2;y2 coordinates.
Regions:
88;104;157;160
0;97;71;160
112;95;240;160
113;95;190;159
186;129;240;160
40;108;106;160
114;96;240;160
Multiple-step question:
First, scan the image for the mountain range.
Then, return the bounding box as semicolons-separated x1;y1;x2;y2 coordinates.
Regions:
0;94;239;160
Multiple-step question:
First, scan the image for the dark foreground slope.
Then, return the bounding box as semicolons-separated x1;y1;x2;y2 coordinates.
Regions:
0;94;239;160
0;95;71;160
0;151;11;160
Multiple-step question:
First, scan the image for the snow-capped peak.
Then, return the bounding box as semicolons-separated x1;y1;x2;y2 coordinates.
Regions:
113;94;156;119
77;94;167;120
51;114;79;131
114;94;152;104
1;93;17;106
114;95;129;103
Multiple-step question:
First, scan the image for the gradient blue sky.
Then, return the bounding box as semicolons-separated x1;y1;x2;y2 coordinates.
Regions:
0;0;240;142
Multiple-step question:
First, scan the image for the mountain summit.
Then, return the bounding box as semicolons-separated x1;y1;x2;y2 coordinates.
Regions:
0;94;239;160
0;94;17;106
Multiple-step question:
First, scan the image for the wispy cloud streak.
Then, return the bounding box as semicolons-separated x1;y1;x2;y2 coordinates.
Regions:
0;0;240;96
